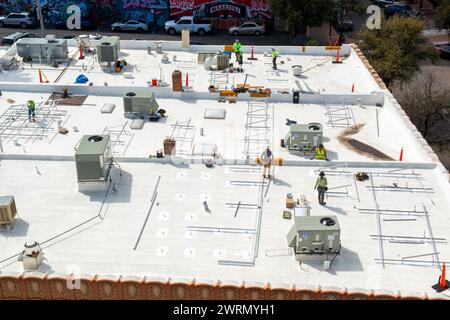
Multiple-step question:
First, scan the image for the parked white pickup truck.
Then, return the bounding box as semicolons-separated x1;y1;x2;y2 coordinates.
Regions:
164;16;212;36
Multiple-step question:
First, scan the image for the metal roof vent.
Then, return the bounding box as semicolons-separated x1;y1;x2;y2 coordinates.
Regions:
320;217;336;226
21;241;44;271
88;135;103;143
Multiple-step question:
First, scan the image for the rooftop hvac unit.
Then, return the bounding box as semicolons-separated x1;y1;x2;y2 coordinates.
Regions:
287;215;341;255
123;91;160;117
16;38;68;60
0;196;17;226
96;36;120;63
204;53;229;71
284;122;323;152
75;135;113;182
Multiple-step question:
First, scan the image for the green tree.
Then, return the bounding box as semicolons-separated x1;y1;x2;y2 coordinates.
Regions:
268;0;330;34
268;0;361;35
435;0;450;40
398;71;450;141
358;16;437;88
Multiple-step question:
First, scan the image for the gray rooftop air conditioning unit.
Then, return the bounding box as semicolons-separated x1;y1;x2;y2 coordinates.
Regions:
284;122;323;152
123;91;159;117
75;135;113;182
0;196;17;226
96;37;120;63
287;215;341;255
16;38;68;60
204;52;229;71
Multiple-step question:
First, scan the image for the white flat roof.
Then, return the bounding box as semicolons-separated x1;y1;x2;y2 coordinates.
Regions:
0;159;449;295
0;92;430;162
0;41;449;298
0;45;379;95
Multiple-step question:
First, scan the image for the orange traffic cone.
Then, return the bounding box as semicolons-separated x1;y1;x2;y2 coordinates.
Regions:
248;46;257;60
332;49;342;64
38;69;49;83
433;262;449;292
399;147;403;161
79;45;84;60
441;262;447;288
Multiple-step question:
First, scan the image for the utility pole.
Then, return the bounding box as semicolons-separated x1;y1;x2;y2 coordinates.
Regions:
35;0;45;38
35;0;45;63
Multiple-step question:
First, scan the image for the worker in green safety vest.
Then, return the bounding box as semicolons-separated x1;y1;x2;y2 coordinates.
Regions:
232;39;242;62
314;171;328;205
271;48;278;70
27;100;36;122
311;143;329;161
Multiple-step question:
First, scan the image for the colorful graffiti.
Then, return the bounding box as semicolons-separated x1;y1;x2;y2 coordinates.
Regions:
169;0;271;19
0;0;270;29
0;0;170;27
118;0;169;26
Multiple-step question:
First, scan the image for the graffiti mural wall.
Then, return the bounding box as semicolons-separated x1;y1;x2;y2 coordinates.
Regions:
0;0;170;27
115;0;169;26
0;0;270;29
169;0;272;29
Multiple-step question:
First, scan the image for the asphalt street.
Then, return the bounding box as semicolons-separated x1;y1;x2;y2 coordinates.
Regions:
0;24;294;46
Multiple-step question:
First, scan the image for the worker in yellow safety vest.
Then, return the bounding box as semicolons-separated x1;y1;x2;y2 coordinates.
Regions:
312;143;329;161
232;39;242;62
27;100;36;122
271;48;278;70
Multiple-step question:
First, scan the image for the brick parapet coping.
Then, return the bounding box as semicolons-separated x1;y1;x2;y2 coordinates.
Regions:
0;272;447;300
351;43;450;184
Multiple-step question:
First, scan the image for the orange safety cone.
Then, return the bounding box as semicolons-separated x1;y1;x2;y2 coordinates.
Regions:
441;262;447;288
399;147;403;161
79;45;84;59
38;69;49;83
332;49;342;64
248;46;257;60
433;262;449;292
352;83;355;93
185;72;189;87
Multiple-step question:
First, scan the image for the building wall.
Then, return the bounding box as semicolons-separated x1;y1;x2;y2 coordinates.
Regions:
0;0;170;27
0;272;446;300
0;0;270;29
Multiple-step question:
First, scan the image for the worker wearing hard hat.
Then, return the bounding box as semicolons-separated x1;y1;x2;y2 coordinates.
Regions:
311;143;329;161
261;146;274;179
232;39;242;62
271;48;278;70
27;100;36;122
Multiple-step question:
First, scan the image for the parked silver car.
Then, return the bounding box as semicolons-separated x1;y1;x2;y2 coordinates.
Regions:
111;20;149;33
0;12;36;28
1;32;36;45
228;22;265;36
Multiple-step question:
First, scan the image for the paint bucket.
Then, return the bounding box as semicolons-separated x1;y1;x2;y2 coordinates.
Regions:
152;79;158;87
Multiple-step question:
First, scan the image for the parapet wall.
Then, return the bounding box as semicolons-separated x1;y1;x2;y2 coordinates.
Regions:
0;82;385;106
65;39;353;57
0;272;446;300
